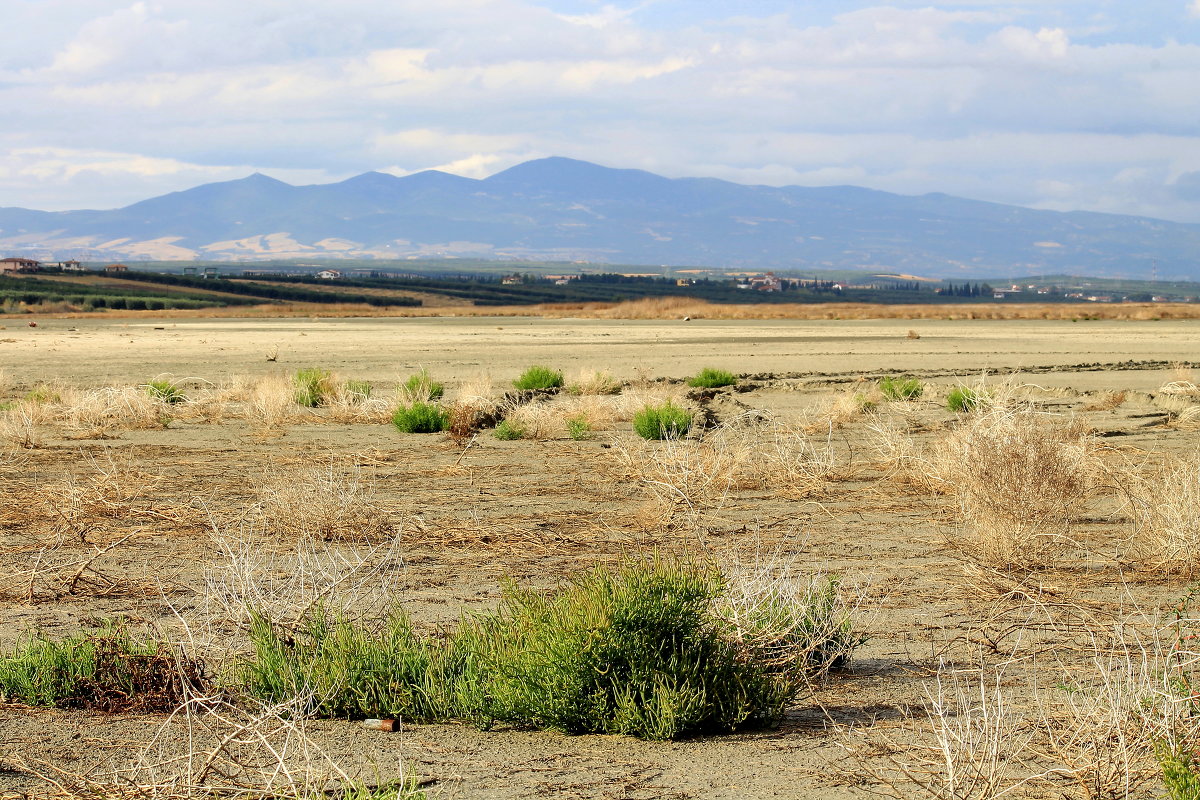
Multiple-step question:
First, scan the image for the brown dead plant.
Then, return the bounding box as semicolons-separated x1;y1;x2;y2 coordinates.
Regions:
937;408;1097;571
1122;452;1200;576
250;463;395;543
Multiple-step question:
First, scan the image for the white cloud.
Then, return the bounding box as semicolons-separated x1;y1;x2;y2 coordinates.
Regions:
2;1;1200;221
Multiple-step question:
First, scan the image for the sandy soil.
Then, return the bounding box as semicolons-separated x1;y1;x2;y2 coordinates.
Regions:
0;315;1198;799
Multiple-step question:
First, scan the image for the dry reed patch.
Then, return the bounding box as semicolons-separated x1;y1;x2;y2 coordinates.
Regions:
0;400;46;449
709;417;842;498
39;452;182;541
1124;453;1200;576
1084;390;1127;412
241;373;300;431
937;409;1097;571
249;464;395;543
567;367;622;395
837;647;1162;800
49;386;172;436
804;386;884;433
23;694;422;800
202;521;407;629
866;417;952;494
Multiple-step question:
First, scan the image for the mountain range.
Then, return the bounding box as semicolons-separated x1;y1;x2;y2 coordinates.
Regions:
1;157;1197;280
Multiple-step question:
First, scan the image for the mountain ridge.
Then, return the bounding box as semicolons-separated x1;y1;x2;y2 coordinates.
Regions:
1;157;1196;279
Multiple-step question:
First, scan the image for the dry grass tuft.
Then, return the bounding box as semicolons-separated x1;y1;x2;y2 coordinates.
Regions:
242;373;298;431
1124;453;1200;575
567;367;622;395
1084;390;1127;412
936;408;1096;570
249;464;395;543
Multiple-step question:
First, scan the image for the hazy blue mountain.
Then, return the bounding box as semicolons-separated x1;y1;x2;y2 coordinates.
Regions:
1;156;1197;279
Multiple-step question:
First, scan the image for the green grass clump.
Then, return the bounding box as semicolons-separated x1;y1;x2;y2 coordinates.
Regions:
293;368;333;408
879;376;923;401
402;369;443;401
241;609;449;721
343;379;373;400
513;365;564;391
946;386;986;412
633;402;693;440
493;419;525;440
145;378;185;404
392;402;448;433
566;415;592;441
239;559;855;740
24;384;60;404
687;367;737;389
0;621;205;712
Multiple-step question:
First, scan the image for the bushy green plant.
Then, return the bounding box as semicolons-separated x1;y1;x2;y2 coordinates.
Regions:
946;386;985;412
294;368;333;408
239;559;856;740
493;419;525;440
0;621;205;712
566;415;592;441
240;609;449;721
402;369;443;401
392;402;448;433
513;365;564;391
687;368;737;389
633;402;693;440
879;376;923;401
145;378;185;404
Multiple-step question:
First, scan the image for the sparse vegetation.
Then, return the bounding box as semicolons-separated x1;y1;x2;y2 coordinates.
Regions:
633;401;694;440
293;368;334;407
392;401;449;433
493;419;525;440
513;365;564;391
946;385;986;412
402;368;443;401
687;367;738;389
145;378;186;404
879;376;923;401
566;414;592;440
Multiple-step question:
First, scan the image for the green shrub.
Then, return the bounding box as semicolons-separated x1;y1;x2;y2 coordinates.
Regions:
494;419;525;440
566;415;592;441
946;386;985;412
513;365;564;391
392;402;448;433
238;559;858;739
402;369;443;401
145;378;185;404
879;376;923;401
1159;589;1200;799
0;621;206;712
294;368;333;407
240;609;449;721
633;402;693;440
687;368;737;389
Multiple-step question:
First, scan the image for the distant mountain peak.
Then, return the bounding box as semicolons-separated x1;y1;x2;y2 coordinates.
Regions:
1;156;1197;279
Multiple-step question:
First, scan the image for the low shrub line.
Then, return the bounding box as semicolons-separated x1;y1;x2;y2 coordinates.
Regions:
0;560;861;742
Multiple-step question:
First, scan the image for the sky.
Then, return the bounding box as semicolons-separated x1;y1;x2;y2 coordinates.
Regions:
3;0;1200;222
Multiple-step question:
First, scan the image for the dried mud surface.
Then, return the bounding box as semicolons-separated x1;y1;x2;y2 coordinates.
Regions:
0;315;1198;799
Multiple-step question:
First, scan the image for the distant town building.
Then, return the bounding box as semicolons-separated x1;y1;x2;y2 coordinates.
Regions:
0;257;41;274
103;263;129;274
58;259;86;271
316;269;342;280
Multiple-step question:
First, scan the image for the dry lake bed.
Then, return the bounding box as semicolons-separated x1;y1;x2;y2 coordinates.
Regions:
0;314;1198;799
